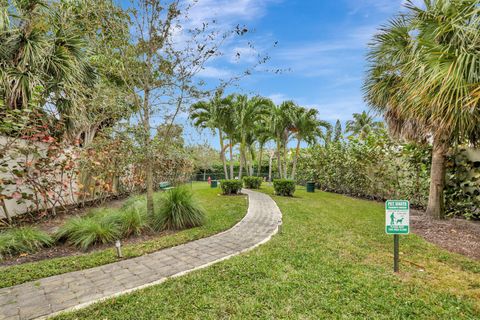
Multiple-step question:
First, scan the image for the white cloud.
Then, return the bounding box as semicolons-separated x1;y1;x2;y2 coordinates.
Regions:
197;66;233;78
267;93;288;104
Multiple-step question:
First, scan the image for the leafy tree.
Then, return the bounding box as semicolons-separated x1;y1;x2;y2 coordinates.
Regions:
364;0;480;219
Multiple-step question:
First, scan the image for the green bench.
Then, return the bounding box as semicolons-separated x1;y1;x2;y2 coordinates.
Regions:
159;182;174;190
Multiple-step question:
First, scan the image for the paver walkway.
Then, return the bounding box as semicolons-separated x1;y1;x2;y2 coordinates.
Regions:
0;189;282;320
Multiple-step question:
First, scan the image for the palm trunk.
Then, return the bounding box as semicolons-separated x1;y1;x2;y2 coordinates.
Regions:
291;137;301;180
426;136;448;219
257;144;264;177
268;152;273;182
283;140;288;179
276;140;282;179
218;129;228;179
229;139;234;179
238;140;245;179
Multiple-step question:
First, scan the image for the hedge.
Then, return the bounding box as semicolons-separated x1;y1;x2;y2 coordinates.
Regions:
220;180;243;195
243;176;263;189
273;179;296;196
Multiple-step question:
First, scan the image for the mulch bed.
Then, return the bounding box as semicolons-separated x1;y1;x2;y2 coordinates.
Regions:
411;209;480;260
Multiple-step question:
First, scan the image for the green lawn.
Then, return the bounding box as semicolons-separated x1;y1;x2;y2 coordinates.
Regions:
0;183;247;288
54;186;479;319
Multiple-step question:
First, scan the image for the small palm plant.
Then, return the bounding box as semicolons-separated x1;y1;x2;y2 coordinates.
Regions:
151;187;206;231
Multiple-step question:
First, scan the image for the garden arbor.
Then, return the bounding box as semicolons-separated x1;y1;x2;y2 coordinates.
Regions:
365;0;480;219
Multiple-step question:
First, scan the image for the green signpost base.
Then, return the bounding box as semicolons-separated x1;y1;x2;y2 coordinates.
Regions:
394;234;399;273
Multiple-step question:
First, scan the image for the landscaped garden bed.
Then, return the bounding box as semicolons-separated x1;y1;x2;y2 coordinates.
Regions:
0;183;247;288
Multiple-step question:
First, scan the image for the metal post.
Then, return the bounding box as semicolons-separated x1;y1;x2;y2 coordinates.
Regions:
393;234;399;272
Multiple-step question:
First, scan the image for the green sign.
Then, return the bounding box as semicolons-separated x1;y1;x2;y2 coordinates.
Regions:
385;200;409;234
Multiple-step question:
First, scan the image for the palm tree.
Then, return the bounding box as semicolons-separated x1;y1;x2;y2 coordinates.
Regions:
333;120;342;142
364;0;480;219
290;106;330;180
345;111;383;139
269;101;295;179
0;1;94;114
233;95;271;179
190;92;231;179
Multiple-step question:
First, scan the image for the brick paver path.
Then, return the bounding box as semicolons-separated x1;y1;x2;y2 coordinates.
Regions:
0;189;282;320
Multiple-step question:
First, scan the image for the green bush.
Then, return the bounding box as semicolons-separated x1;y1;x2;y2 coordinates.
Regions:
151;187;205;231
243;176;263;189
0;227;53;258
220;179;243;195
56;210;120;250
273;179;296;196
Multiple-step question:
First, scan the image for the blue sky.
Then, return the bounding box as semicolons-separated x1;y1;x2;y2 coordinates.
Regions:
158;1;415;146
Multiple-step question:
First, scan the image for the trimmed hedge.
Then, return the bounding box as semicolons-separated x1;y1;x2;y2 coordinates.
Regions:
243;176;263;189
220;180;243;195
273;179;296;196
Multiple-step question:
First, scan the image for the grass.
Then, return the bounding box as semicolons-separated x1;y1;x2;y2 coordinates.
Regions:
0;227;53;258
0;183;247;288
54;186;479;319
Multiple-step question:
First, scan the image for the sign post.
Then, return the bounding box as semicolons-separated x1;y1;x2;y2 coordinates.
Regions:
385;200;409;273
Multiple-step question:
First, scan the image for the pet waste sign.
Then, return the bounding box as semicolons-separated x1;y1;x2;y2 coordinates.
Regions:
385;200;409;235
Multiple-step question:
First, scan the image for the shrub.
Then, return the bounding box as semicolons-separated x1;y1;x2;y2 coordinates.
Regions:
220;180;243;195
56;210;120;250
243;176;263;189
273;179;296;196
0;227;53;258
151;187;205;231
108;202;148;237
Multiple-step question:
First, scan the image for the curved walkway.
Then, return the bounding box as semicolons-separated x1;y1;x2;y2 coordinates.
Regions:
0;189;282;320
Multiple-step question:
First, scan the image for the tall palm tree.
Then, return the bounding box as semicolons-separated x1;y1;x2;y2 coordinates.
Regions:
364;0;480;219
233;95;271;179
345;111;383;139
269;101;295;179
290;106;330;180
190;92;231;179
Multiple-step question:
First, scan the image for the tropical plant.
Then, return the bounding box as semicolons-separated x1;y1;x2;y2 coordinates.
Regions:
56;211;120;250
232;95;272;178
364;0;480;219
151;187;205;231
0;227;53;259
290;106;330;180
190;91;232;179
0;0;95;116
345;111;383;139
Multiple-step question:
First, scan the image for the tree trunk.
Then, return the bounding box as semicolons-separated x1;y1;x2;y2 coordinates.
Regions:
229;139;234;179
426;136;448;219
238;140;245;179
268;152;273;182
276;140;282;179
283;140;288;179
257;144;263;177
218;129;228;180
143;90;154;217
291;137;301;180
203;169;206;181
